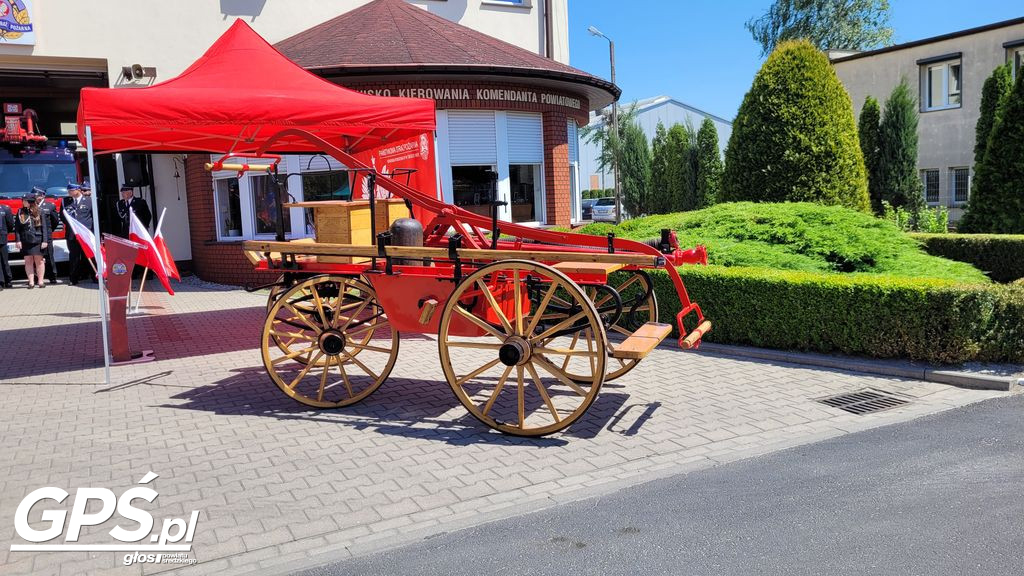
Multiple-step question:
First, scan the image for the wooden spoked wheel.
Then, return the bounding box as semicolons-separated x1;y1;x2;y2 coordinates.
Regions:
576;270;658;382
266;274;289;313
438;260;607;436
261;275;398;408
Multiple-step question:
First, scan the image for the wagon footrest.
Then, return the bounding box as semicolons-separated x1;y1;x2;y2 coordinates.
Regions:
611;322;673;360
679;320;712;350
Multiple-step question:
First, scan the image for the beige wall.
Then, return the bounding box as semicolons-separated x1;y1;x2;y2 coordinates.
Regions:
833;22;1024;221
1;0;566;82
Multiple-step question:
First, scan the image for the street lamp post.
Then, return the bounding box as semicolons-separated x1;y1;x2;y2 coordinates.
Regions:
588;25;621;224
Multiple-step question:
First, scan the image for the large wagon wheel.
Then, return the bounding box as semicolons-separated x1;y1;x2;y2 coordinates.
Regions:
534;270;657;383
261;275;398;408
438;260;607;436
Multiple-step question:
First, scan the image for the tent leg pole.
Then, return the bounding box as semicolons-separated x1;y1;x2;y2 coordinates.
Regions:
86;126;112;386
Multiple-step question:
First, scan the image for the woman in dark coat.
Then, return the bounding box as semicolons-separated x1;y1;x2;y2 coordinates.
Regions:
14;193;51;288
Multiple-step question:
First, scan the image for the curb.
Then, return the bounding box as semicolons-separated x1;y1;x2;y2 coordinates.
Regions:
696;342;1023;392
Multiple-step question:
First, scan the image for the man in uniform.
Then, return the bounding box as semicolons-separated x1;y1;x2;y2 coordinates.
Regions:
62;183;94;285
115;185;151;237
34;187;60;284
0;199;13;290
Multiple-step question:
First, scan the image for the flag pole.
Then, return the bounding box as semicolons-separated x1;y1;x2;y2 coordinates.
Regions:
85;126;111;386
133;207;165;314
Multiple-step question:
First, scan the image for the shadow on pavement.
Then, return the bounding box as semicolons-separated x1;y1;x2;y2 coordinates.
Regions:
160;365;646;446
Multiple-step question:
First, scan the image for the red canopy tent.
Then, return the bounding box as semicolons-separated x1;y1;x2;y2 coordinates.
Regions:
76;19;437;383
77;19;436;155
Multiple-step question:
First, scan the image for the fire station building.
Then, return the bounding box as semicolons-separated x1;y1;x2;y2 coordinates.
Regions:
0;0;617;285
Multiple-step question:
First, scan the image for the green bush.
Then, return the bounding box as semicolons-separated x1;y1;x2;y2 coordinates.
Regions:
582;188;614;200
620;118;652;217
696;118;723;208
647;265;1024;365
973;63;1013;168
876;79;924;213
911;233;1024;283
721;40;869;211
883;202;949;233
858;95;883;214
579;202;987;283
960;67;1024;233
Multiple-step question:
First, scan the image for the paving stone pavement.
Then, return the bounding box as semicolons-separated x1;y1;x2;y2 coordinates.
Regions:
0;277;1008;576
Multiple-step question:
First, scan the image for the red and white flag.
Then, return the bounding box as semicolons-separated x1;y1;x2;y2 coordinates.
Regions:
152;210;180;281
64;213;102;262
129;210;174;295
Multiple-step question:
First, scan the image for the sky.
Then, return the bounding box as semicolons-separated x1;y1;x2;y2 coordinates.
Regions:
568;1;1023;120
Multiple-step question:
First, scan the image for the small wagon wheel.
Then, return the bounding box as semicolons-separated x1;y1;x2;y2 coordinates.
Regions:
261;275;398;408
438;260;607;436
546;270;658;383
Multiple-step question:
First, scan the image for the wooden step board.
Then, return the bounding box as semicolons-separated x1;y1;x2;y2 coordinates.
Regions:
611;322;673;360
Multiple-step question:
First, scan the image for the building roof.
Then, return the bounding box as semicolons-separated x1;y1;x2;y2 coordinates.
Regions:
830;16;1024;63
588;95;733;127
275;0;619;109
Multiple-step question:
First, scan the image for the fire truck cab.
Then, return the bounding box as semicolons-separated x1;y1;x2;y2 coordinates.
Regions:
1;102;78;267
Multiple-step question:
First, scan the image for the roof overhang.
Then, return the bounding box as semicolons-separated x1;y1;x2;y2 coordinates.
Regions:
307;64;621;111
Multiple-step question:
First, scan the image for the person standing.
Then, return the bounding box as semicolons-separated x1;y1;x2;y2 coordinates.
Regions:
62;183;94;285
33;187;60;284
115;185;151;237
15;193;51;289
0;201;13;290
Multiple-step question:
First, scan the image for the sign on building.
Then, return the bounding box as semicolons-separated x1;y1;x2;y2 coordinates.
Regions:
0;0;34;46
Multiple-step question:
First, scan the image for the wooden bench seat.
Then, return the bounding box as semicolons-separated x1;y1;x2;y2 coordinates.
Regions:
611;322;673;360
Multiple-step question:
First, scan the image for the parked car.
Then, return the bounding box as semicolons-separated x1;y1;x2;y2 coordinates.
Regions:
581;198;597;220
591;197;617;222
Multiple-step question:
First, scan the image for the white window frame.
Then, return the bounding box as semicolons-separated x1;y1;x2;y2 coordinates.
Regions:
440;110;547;225
949;167;970;206
210;155;307;242
920;59;962;111
921;169;940;205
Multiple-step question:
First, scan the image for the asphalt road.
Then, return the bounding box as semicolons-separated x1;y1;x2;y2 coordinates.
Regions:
297;395;1024;576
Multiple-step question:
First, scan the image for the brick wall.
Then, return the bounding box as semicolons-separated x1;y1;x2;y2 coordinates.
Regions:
542;110;571;225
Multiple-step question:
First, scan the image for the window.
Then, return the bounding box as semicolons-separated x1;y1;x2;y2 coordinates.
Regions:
922;169;940;204
250;174;291;236
921;59;961;110
506;112;543;223
215;178;241;237
452;165;497;218
509;164;540;222
950;167;969;204
1013;48;1024;80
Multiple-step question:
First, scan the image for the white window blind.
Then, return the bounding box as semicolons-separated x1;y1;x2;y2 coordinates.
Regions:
447;110;497;165
567;119;579;164
506;112;544;164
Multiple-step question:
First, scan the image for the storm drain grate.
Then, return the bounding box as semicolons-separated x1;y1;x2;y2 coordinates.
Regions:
817;389;909;415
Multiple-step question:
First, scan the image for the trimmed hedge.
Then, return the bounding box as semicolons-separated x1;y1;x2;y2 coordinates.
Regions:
911;233;1024;283
646;265;1024;365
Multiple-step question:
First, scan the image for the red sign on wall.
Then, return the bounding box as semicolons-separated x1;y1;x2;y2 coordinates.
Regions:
351;131;439;223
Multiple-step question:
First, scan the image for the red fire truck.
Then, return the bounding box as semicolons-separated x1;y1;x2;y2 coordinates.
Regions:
1;103;78;268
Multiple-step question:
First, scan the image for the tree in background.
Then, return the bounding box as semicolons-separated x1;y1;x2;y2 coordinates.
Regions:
960;70;1024;233
580;105;639;195
746;0;893;56
973;63;1013;169
721;40;869;211
858;95;883;214
667;122;697;211
696;118;723;208
649;122;670;214
875;79;923;214
619;118;652;217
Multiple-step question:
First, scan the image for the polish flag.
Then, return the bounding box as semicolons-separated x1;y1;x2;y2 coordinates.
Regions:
64;213;101;261
152;211;180;281
129;209;174;295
